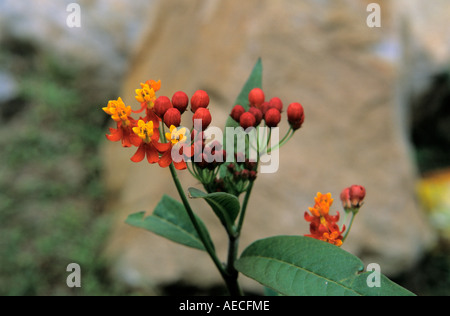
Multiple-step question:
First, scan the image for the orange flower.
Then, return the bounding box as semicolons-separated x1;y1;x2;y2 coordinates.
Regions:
130;119;169;164
304;192;345;247
134;79;162;125
103;98;140;147
158;125;192;170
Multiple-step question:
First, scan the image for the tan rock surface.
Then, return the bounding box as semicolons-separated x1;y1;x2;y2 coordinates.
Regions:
102;0;442;293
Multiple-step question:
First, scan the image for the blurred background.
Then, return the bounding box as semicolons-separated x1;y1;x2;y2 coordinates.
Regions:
0;0;449;296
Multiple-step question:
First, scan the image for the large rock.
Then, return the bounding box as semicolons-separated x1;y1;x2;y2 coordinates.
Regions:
102;0;442;293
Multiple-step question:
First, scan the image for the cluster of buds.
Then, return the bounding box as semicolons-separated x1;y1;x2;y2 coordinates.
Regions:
230;88;305;131
103;79;306;197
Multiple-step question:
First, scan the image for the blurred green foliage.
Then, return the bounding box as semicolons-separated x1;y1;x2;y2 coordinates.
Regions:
0;39;132;296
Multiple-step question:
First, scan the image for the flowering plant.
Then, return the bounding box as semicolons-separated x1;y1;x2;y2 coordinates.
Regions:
103;59;414;296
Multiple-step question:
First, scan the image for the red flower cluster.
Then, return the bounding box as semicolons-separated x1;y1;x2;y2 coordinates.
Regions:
103;80;212;170
304;192;345;247
230;88;305;130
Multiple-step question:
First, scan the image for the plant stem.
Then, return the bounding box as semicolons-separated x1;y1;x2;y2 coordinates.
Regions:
342;212;356;243
237;180;255;234
225;234;244;296
168;163;228;282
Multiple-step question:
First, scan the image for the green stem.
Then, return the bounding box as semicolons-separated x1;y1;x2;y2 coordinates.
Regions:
236;180;255;234
168;163;228;281
224;234;244;296
342;212;356;243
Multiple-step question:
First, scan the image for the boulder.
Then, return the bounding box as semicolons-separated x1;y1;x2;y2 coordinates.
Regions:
102;0;442;293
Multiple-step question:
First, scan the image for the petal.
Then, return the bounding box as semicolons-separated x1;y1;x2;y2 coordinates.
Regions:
130;144;146;162
105;127;122;142
173;160;187;170
146;144;160;164
154;142;171;153
158;150;172;168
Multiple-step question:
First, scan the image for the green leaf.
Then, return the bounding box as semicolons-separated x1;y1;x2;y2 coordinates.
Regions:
125;195;214;252
225;58;263;129
235;236;415;296
188;187;240;233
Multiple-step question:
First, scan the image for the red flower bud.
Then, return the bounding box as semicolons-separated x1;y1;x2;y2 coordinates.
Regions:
191;90;210;113
230;105;245;122
340;187;351;210
239;112;256;130
269;97;283;112
248;107;263;126
172;91;189;114
264;108;281;127
154;96;173;118
260;102;271;115
163;108;181;127
287;102;305;130
349;185;366;208
248;88;265;108
193;107;212;131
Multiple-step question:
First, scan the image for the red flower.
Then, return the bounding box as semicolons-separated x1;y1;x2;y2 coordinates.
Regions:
103;98;141;147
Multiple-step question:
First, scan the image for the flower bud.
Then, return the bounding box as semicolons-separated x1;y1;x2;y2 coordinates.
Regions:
264;108;281;127
163;108;181;127
172;91;189;114
248;88;265;108
154;96;173;118
230;105;245;122
349;185;366;208
248;107;263;126
340;187;351;210
287;102;305;130
269;97;283;112
239;112;256;130
193;107;212;131
191;90;210;113
260;102;271;115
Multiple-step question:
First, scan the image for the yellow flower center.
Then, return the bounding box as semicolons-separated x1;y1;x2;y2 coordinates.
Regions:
133;120;154;143
165;125;187;146
135;83;156;109
103;97;132;126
